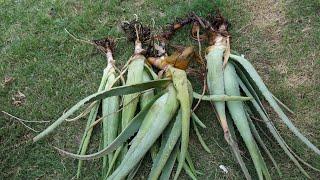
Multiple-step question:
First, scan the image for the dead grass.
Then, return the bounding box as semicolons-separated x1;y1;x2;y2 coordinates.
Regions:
240;0;285;43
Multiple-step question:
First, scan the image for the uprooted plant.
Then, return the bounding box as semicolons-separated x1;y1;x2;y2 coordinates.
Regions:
30;12;320;180
189;13;320;179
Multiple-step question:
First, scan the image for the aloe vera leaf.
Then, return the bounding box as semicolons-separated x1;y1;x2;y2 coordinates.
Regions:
140;71;155;108
272;94;295;115
285;144;320;172
159;142;179;180
238;62;319;172
76;104;100;178
127;159;143;180
53;91;165;160
106;146;122;177
248;103;320;173
231;62;267;115
150;142;160;162
246;112;282;176
168;67;192;180
226;113;252;180
206;48;252;178
186;150;200;175
140;70;159;162
108;85;179;179
76;68;110;178
102;72;120;176
77;69;109;154
149;109;182;180
121;55;145;128
230;54;320;155
206;46;228;131
83;78;169;105
192;119;211;153
33;79;171;142
144;64;159;80
119;55;146;161
193;92;252;101
191;112;207;128
238;78;311;178
224;63;270;180
176;151;197;180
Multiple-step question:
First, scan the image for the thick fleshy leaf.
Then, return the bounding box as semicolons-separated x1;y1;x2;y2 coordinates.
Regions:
140;70;159;163
119;58;155;164
107;85;179;179
272;94;295;115
33;79;171;142
144;64;159;80
102;72;120;176
149;109;182;180
176;151;197;180
235;64;312;175
246;112;282;176
192;119;211;153
238;78;311;178
224;63;270;179
231;62;267;115
207;48;251;179
230;54;320;155
121;56;145;132
169;66;192;180
127;160;143;180
206;47;228;134
77;68;110;178
53;92;165;160
159;143;179;180
186;150;201;175
193;92;252;101
226;113;252;180
191;112;207;128
237;60;319;173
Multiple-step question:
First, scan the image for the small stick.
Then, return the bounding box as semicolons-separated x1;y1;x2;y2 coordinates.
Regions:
192;80;206;112
2;111;42;132
2;111;50;123
64;28;95;46
192;29;207;112
196;27;203;61
65;102;96;122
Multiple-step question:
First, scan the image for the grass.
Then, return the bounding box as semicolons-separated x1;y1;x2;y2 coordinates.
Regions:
0;0;319;179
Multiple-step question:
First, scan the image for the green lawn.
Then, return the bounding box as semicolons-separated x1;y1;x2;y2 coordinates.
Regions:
1;0;319;179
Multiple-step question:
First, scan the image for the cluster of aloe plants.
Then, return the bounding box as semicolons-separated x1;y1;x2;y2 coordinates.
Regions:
33;13;319;179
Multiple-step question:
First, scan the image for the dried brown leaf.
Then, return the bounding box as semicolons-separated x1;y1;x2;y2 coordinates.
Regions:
3;76;15;86
12;91;26;106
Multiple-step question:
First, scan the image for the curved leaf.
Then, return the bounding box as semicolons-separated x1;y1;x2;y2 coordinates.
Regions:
238;78;311;178
33;79;171;142
191;112;207;129
193;92;252;101
53;92;165;160
192;119;211;153
169;66;192;180
230;54;320;155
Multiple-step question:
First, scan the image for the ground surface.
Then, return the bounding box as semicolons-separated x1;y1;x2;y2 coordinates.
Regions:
1;0;319;179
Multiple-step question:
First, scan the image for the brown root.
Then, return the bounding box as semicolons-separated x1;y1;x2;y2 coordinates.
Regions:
190;13;230;45
92;37;115;53
121;20;151;43
155;14;194;41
